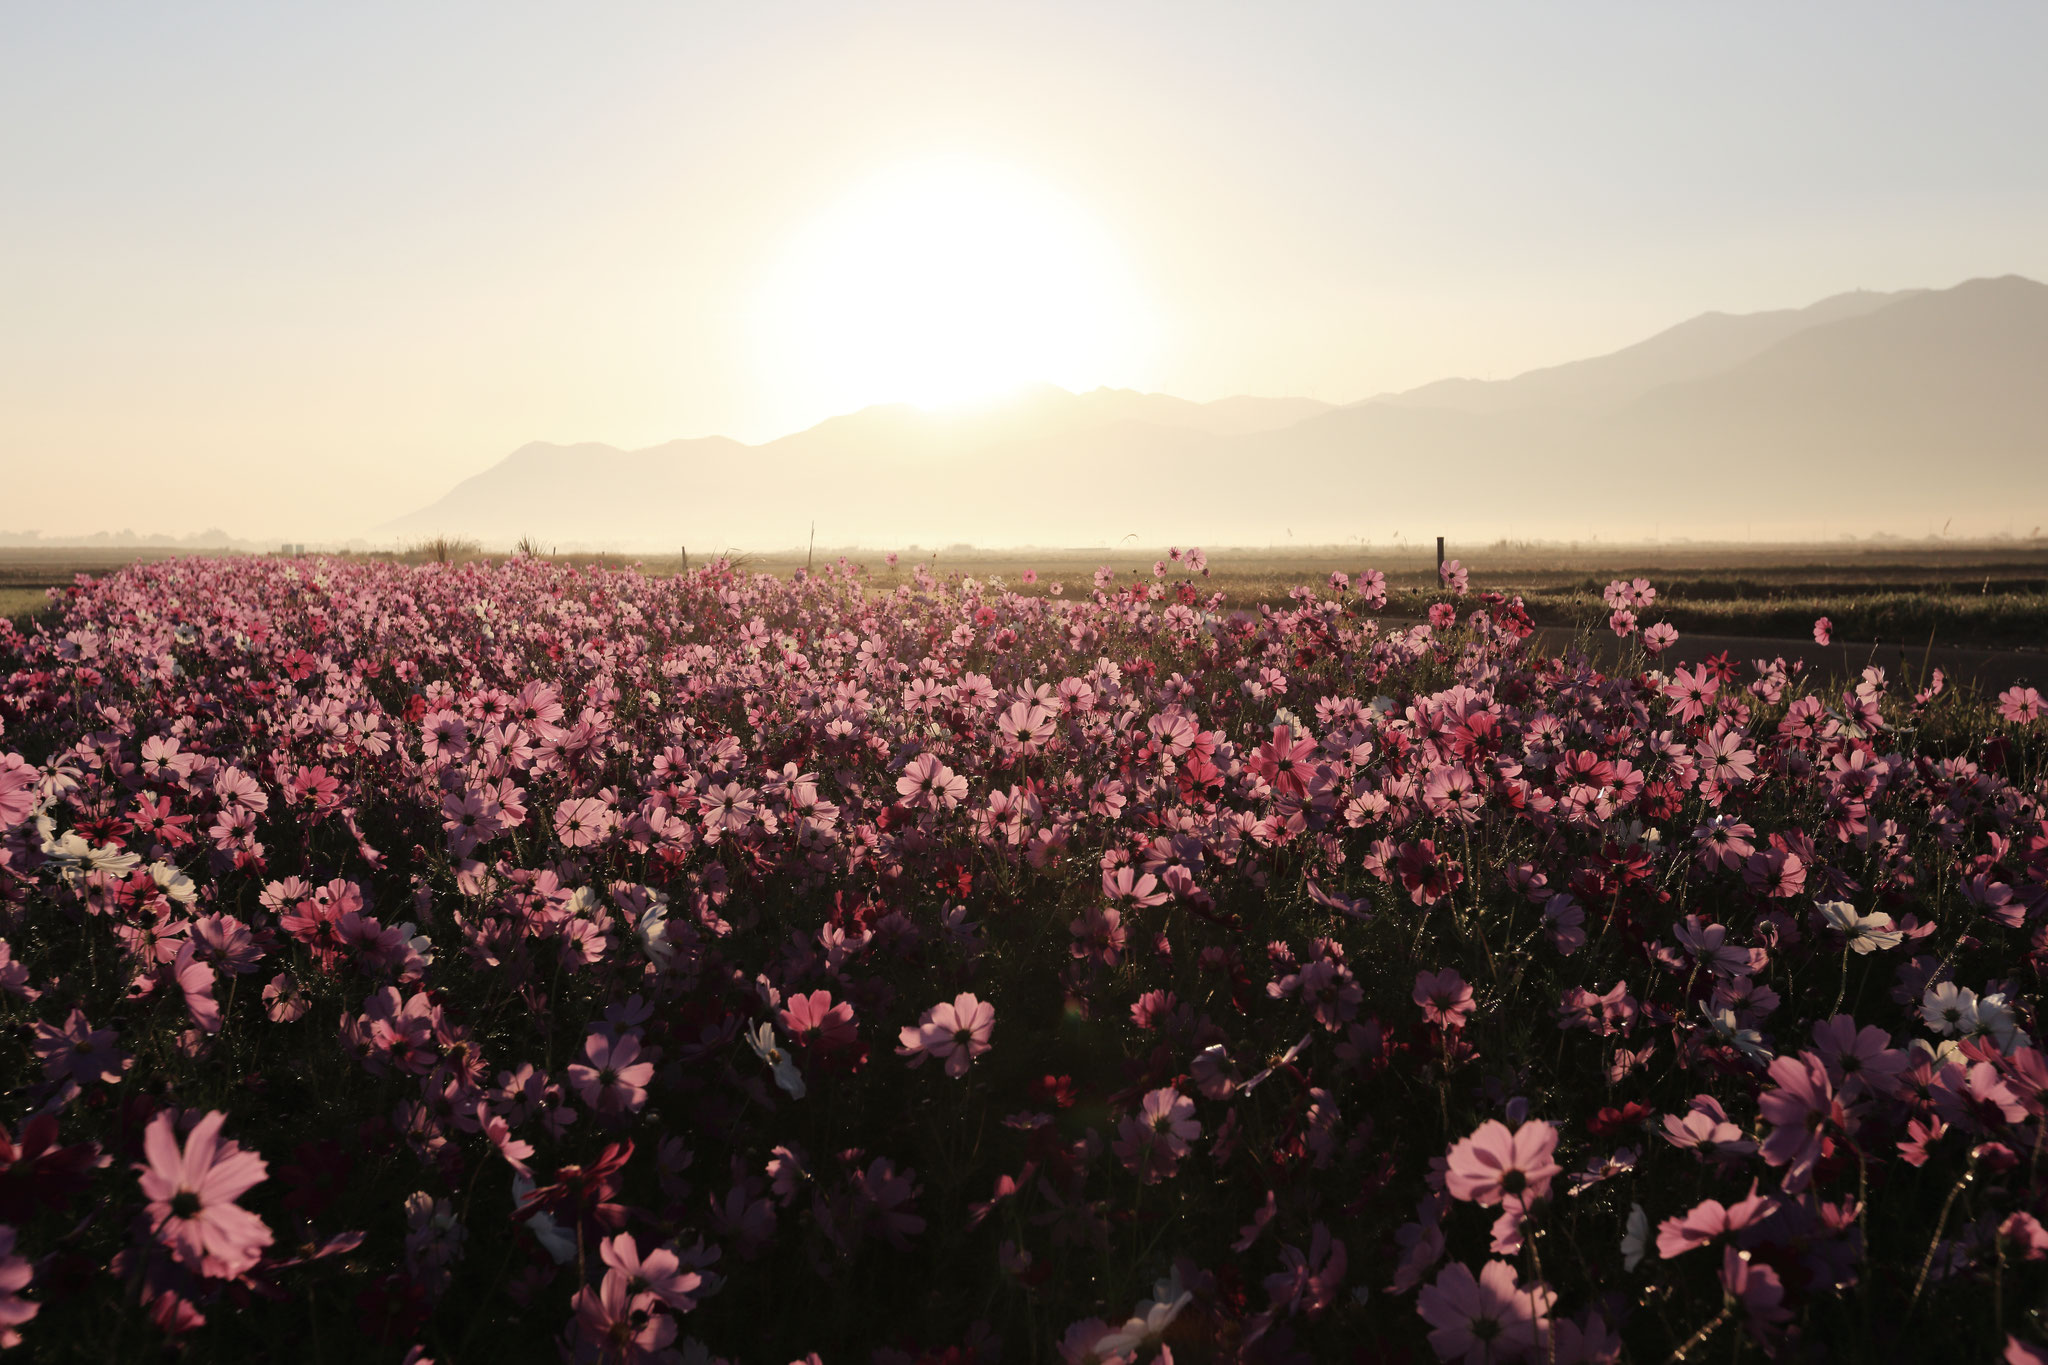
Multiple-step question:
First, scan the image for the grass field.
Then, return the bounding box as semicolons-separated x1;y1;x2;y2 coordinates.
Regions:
7;541;2047;649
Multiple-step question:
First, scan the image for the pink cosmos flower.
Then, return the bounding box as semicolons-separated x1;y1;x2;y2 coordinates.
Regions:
1660;1095;1757;1161
0;1225;35;1348
1720;1245;1791;1345
1662;666;1718;723
599;1230;703;1313
570;1272;677;1362
1415;1258;1553;1363
567;1032;655;1116
552;796;614;848
1642;622;1679;655
1414;969;1476;1030
136;1110;274;1278
172;941;221;1034
1756;1052;1845;1192
1655;1185;1777;1258
478;1104;535;1177
1103;865;1170;909
779;990;857;1051
1264;1223;1347;1318
1998;685;2045;725
1444;1120;1561;1207
1248;724;1317;798
1113;1087;1201;1184
996;701;1056;755
896;753;968;810
1810;1014;1908;1098
1813;616;1832;645
896;993;994;1078
32;1008;130;1087
262;973;310;1023
0;755;36;831
1438;558;1470;597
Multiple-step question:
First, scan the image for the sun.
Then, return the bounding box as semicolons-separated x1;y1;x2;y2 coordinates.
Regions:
753;157;1154;417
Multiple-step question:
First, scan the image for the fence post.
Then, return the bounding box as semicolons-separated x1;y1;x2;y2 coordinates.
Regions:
1436;536;1444;580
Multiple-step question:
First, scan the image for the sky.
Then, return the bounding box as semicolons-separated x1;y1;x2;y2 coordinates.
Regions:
4;3;2047;540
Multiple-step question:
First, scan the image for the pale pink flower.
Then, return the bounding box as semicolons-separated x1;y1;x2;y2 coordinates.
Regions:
599;1230;703;1312
1415;1258;1553;1363
896;753;967;810
1655;1185;1776;1258
1114;1087;1201;1184
896;993;994;1078
571;1272;676;1362
552;796;614;848
136;1110;274;1278
478;1104;535;1177
1813;617;1832;645
1444;1120;1561;1207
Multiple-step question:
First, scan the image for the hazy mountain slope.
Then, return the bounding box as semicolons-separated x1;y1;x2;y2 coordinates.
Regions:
1371;288;1913;416
381;387;1330;544
1600;274;2048;524
383;276;2047;547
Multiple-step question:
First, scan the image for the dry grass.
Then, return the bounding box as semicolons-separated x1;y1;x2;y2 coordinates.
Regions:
0;587;51;625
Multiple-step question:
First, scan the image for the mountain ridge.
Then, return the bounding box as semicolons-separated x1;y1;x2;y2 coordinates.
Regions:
382;275;2048;547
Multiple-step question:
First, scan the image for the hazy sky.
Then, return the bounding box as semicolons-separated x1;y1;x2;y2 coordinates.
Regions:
5;3;2047;538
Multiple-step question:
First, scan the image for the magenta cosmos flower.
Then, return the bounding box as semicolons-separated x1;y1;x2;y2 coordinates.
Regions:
136;1110;274;1278
897;993;994;1078
1444;1119;1562;1207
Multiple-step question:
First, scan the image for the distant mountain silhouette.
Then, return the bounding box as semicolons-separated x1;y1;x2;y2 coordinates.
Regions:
1367;288;1915;416
382;276;2048;548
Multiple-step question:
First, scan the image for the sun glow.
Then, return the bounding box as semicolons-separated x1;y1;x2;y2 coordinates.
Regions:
753;158;1154;417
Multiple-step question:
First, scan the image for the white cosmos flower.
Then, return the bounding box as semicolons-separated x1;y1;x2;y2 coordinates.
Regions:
150;861;197;904
511;1175;576;1264
1817;901;1904;954
746;1022;805;1100
1969;994;2028;1053
1622;1204;1649;1272
1700;1004;1773;1065
1919;982;1977;1038
1098;1268;1194;1357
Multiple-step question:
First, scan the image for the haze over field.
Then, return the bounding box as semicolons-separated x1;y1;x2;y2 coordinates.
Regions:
3;4;2046;544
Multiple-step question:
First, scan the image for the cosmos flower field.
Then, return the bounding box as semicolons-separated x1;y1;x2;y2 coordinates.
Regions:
1;551;2045;1363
